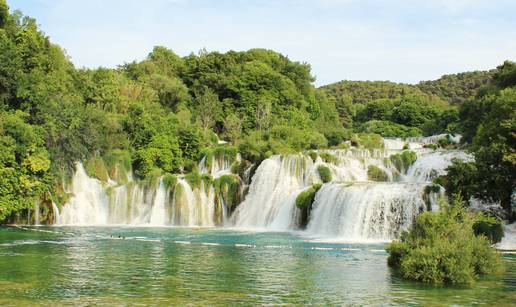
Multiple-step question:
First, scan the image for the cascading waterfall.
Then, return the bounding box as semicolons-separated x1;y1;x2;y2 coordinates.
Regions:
58;163;223;226
231;155;315;229
231;146;467;240
56;135;470;242
51;201;61;224
406;150;472;182
305;183;429;241
59;163;109;225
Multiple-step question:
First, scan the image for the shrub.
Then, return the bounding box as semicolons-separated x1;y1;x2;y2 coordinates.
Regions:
389;150;417;173
201;174;213;190
317;165;332;183
162;173;178;189
423;143;438;150
473;213;504;244
295;183;322;210
200;145;238;169
319;152;338;164
133;134;183;178
85;155;109;182
367;165;389;181
424;184;441;194
438;135;453;147
307;151;318;163
350;133;384;149
386;198;504;285
230;159;251;178
357;120;422;138
323;128;352;146
184;171;201;189
103;149;132;183
213;174;241;210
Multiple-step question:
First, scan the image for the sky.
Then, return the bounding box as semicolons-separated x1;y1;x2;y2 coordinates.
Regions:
7;0;516;86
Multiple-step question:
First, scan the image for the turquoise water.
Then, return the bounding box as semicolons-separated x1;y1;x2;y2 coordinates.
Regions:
0;226;514;306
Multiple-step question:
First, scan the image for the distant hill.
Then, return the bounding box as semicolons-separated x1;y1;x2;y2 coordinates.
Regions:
320;70;494;106
319;80;437;105
416;70;495;105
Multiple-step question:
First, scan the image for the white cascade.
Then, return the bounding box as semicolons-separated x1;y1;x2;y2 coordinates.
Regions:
58;163;221;226
59;163;109;225
305;183;432;241
51;201;60;224
231;155;314;228
406;150;472;183
149;179;167;225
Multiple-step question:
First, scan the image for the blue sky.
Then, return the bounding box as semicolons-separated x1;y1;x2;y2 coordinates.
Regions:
8;0;516;86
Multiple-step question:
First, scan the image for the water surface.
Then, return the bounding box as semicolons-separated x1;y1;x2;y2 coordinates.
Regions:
0;226;514;306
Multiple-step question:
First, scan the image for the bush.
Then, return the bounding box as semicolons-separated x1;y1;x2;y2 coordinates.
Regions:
357;120;422;138
184;171;201;189
423;143;438;150
473;213;504;244
319;152;337;164
307;151;318;163
350;133;384;149
323;128;352;146
386;198;504;285
437;135;453;147
201;174;213;190
213;174;241;210
162;173;178;189
367;165;389;181
103;149;132;183
200;145;238;169
295;184;322;210
389;150;417;173
317;165;332;183
133;134;183;178
85;155;109;182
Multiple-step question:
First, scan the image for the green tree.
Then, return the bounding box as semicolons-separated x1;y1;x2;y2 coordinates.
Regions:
196;88;221;131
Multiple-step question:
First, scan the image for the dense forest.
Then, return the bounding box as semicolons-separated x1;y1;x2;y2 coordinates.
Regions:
0;0;514;223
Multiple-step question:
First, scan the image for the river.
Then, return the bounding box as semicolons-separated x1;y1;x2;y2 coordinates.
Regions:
0;226;514;306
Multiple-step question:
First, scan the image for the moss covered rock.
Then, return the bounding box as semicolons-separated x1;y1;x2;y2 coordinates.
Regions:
390;150;417;173
184;171;201;189
317;165;332;183
214;174;241;211
295;184;322;210
367;165;389;182
319;152;337;164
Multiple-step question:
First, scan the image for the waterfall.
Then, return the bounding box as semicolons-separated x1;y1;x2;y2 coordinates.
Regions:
231;146;462;239
58;163;221;226
406;150;472;182
198;152;240;178
56;135;471;242
52;201;61;224
230;155;313;228
305;183;430;241
149;179;167;225
59;163;109;225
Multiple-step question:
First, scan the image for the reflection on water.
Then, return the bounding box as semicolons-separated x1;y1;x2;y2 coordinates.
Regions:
0;226;514;306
